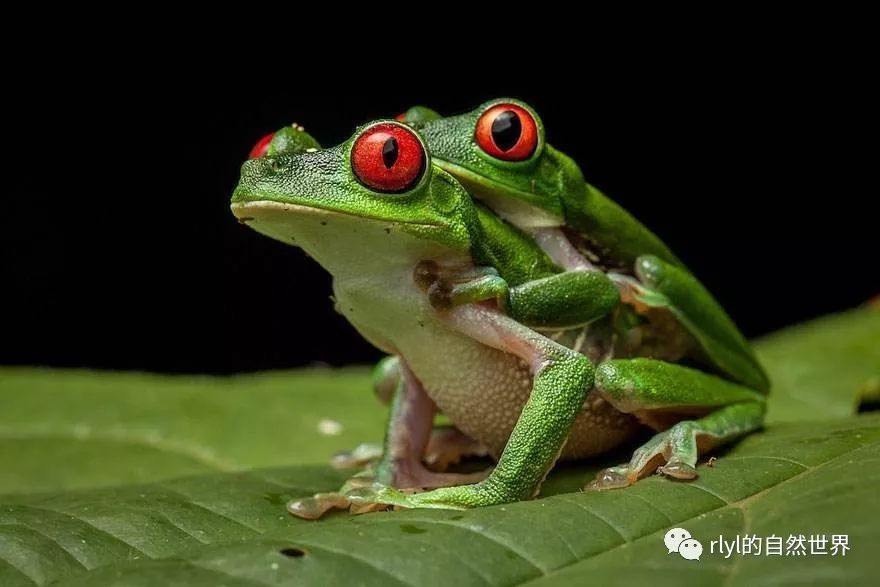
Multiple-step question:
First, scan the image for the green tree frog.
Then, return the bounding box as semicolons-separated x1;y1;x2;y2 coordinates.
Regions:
232;120;768;518
400;98;769;392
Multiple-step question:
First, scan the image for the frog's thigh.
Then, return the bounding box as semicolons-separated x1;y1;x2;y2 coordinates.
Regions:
632;254;770;392
589;358;765;489
415;305;593;505
595;358;763;413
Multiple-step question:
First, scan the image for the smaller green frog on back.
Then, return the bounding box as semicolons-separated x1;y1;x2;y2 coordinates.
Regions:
400;99;769;393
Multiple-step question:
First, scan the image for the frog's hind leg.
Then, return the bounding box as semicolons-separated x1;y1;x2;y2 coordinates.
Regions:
371;359;490;490
586;358;765;490
424;425;491;471
289;357;488;519
332;355;490;471
333;425;489;471
330;356;400;470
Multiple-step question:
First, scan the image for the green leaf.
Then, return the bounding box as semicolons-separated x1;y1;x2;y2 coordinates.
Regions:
0;368;385;494
1;415;876;586
0;306;877;585
757;306;880;422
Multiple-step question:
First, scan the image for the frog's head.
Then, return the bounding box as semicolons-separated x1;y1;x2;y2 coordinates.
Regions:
232;121;477;275
247;123;322;159
414;98;585;228
394;106;442;128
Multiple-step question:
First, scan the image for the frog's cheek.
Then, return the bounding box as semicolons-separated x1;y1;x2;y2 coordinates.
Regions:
435;160;563;229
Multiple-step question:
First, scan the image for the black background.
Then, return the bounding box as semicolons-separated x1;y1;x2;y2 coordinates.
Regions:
2;51;875;374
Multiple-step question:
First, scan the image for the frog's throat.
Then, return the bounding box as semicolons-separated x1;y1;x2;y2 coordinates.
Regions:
433;159;564;229
230;200;466;277
230;200;442;230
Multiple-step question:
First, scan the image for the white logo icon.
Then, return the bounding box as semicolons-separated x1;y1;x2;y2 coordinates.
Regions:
664;528;692;553
664;527;703;561
678;538;703;561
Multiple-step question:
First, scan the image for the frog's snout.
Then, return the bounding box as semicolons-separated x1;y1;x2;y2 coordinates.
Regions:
232;157;268;204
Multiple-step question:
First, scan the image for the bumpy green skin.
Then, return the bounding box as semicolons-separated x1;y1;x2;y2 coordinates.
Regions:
597;359;764;411
235;133;477;254
410;99;679;267
507;271;620;329
267;125;321;156
235;117;768;513
404;99;767;391
234;121;602;512
471;204;558;284
632;255;770;392
355;325;594;510
397;106;441;127
592;359;765;486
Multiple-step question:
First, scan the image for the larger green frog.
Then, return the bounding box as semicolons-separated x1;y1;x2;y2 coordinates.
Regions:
232;120;767;517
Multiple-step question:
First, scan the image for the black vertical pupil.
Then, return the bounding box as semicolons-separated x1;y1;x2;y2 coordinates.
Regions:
491;111;522;151
382;137;399;168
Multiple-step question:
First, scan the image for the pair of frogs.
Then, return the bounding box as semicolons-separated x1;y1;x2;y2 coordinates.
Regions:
231;99;769;519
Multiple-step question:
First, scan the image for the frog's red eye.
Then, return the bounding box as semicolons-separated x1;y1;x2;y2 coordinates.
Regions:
475;104;538;161
248;132;275;159
351;123;426;193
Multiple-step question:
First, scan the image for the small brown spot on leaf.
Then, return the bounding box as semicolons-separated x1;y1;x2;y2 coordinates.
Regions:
279;547;306;558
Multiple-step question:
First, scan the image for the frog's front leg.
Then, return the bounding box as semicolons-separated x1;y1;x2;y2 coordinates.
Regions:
348;304;594;512
289;357;488;519
586;358;766;489
415;260;619;329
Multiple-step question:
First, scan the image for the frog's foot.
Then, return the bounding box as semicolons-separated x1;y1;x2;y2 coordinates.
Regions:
330;428;489;472
347;480;513;513
287;492;355;520
585;424;701;491
389;458;490;490
424;426;490;471
585;360;765;491
585;400;765;491
331;442;384;469
287;467;491;520
287;472;378;519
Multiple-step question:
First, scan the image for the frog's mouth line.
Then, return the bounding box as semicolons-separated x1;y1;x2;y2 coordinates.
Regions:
433;161;541;205
432;160;564;223
230;200;443;230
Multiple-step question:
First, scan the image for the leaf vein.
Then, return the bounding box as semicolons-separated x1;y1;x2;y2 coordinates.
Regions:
518;437;880;585
0;521;88;570
282;539;412;586
156;484;263;534
378;517;546;574
555;496;629;543
7;504;147;558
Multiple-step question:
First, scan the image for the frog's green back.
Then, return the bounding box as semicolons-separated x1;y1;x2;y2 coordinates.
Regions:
545;144;683;269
